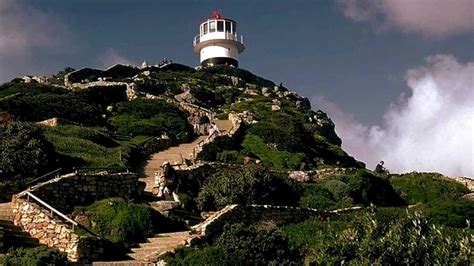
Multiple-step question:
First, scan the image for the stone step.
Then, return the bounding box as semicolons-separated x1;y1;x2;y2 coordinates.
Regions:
93;260;153;266
0;203;12;221
127;231;191;261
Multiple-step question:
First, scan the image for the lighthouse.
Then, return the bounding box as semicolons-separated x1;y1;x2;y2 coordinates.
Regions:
193;11;245;67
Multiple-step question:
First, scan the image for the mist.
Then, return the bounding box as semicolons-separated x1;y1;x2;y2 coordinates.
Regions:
313;54;473;178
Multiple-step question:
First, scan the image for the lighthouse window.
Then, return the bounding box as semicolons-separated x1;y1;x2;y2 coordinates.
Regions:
232;22;237;32
209;21;216;32
217;21;224;32
225;21;231;32
203;23;208;34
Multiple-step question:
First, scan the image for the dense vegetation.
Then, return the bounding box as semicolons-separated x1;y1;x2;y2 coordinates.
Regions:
0;246;67;266
197;165;300;210
1;64;472;264
74;198;183;250
110;99;190;137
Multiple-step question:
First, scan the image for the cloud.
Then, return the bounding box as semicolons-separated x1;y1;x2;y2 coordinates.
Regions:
313;55;474;178
338;0;474;38
97;49;134;69
0;0;70;82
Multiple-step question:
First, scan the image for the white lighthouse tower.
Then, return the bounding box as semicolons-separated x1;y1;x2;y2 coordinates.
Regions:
193;11;245;67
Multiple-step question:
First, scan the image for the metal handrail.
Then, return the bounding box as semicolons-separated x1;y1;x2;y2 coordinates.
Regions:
25;191;78;230
73;166;129;174
26;168;62;186
193;32;244;46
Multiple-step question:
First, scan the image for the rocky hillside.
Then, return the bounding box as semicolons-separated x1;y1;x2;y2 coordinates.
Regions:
0;63;472;265
0;63;362;179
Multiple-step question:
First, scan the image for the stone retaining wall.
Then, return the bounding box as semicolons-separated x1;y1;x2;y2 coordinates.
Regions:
24;172;140;213
12;198;103;262
192;204;331;240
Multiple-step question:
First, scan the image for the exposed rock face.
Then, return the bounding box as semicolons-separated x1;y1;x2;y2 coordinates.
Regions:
37;117;72;127
289;171;310;182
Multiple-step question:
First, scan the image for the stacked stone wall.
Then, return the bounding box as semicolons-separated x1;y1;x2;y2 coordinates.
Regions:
12;198;103;262
26;172;139;213
193;204;331;240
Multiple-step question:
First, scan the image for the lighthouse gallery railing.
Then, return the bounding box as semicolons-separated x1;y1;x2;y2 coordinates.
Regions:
193;32;244;46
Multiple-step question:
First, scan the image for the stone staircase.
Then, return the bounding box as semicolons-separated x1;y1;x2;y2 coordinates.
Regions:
141;136;207;193
129;231;192;263
140;119;234;194
93;112;236;264
0;202;13;221
0;202;40;253
93;231;193;265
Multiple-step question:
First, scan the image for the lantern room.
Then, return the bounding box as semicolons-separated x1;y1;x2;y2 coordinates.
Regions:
193;11;245;67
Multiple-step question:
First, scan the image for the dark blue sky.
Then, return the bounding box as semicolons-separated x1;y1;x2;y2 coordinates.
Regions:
7;0;474;125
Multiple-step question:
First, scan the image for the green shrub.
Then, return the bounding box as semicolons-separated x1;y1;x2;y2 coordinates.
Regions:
42;125;118;148
299;184;338;210
164;246;245;266
390;172;470;204
110;99;190;137
197;165;300;210
241;134;304;170
43;132;123;168
189;86;225;108
214;223;299;265
322;179;350;201
216;150;247;164
75;198;156;248
281;220;349;251
303;211;473;265
346;170;406;207
2;246;67;266
426;199;474;228
390;173;473;228
0;122;56;179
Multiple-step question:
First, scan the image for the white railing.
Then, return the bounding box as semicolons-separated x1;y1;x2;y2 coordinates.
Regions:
24;191;79;230
193;32;244;46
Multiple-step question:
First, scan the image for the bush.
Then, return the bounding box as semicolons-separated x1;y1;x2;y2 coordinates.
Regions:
241;134;304;170
303;211;473;265
299;184;338;210
164;246;245;266
43;130;123;168
2;246;67;266
213;223;299;265
110;99;191;137
390;172;470;204
391;173;473;228
0;122;56;179
197;165;301;210
281;220;349;252
346;170;405;207
74;198;157;248
426;199;474;228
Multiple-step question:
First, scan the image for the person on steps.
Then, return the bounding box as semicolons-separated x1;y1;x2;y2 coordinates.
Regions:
207;122;220;140
157;161;180;202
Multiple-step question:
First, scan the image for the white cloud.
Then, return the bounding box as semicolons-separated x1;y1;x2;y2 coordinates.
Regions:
313;55;474;178
97;49;134;69
0;0;70;82
338;0;474;38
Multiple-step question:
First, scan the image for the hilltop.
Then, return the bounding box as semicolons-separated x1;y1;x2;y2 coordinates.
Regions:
0;63;472;264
